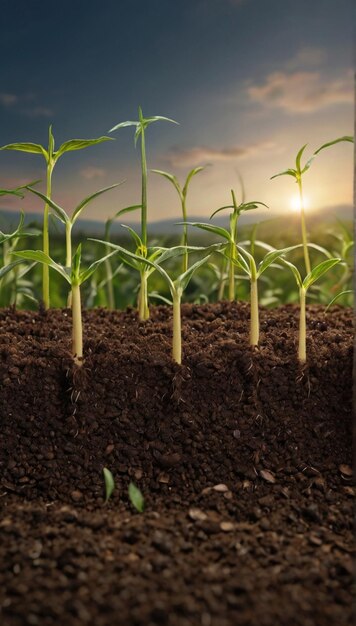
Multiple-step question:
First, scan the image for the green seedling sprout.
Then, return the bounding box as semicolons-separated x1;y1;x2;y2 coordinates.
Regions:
25;182;122;273
183;197;267;301
152;166;205;272
128;482;144;513
271;136;354;276
13;244;115;365
103;468;115;503
281;257;341;362
91;238;222;363
0;126;113;308
230;244;302;346
103;204;141;309
0;212;40;306
109;106;178;319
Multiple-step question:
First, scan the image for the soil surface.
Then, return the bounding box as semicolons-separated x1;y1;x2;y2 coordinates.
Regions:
0;303;354;626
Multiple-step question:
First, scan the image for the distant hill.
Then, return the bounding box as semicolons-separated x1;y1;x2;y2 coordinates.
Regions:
0;205;352;238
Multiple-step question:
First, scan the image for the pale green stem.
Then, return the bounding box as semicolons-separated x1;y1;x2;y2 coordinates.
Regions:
43;161;53;309
104;256;115;309
172;290;182;364
250;278;259;346
182;196;188;273
72;282;83;366
138;272;149;321
228;241;236;301
297;178;311;276
298;286;306;363
140;130;147;247
218;257;227;300
66;223;72;308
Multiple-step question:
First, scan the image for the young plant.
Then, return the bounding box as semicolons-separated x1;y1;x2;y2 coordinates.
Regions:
1;126;113;308
13;244;115;365
230;244;301;346
103;468;115;504
91;238;222;363
0;212;40;306
108;106;178;319
281;257;341;362
128;482;144;513
182;195;267;301
152;166;205;272
271;136;354;276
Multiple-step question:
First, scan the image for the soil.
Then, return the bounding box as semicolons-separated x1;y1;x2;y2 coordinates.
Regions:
0;302;354;626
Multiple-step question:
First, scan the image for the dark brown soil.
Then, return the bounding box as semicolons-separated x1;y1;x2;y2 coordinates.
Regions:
0;303;354;626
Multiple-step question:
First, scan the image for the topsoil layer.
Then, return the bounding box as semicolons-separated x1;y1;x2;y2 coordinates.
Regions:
0;302;354;626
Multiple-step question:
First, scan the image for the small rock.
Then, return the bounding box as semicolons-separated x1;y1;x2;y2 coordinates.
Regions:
188;508;207;522
339;464;352;477
260;469;276;484
71;490;83;502
157;473;170;484
213;484;229;493
220;521;235;532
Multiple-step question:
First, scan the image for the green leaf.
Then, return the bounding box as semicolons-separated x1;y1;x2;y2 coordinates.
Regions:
182;166;204;197
111;204;141;220
71;182;123;224
0;259;24;280
120;225;143;249
12;250;71;283
128;482;144;512
181;221;231;241
26;187;70;225
210;204;234;219
103;468;115;503
54;137;113;160
0;142;48;159
296;144;308;172
109;120;139;132
235;245;256;279
303;258;341;291
79;250;116;285
177;245;222;291
326;290;353;311
314;136;354;155
145;115;178;126
257;245;302;278
279;258;303;288
0;187;23;198
152;169;182;197
48;125;55;158
270;169;297;180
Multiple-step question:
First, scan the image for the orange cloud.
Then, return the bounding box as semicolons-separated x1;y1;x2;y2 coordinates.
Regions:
80;166;106;180
166;141;278;167
247;70;353;113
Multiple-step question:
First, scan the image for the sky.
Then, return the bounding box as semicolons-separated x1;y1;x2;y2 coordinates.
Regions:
0;0;354;226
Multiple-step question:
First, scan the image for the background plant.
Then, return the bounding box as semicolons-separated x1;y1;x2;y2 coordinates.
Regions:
152;166;205;272
271;136;354;276
1;126;113;308
109;106;178;319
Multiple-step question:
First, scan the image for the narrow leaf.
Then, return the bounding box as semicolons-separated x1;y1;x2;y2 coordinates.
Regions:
26;187;69;225
326;290;353;311
314;136;354;155
109;121;139;133
182;166;204;197
303;258;341;291
0;142;48;159
257;244;302;278
12;250;71;283
295;144;308;172
270;169;297;180
103;468;115;503
181;221;231;241
54;137;113;160
128;482;145;512
152;169;182;197
0;259;24;280
71;182;124;224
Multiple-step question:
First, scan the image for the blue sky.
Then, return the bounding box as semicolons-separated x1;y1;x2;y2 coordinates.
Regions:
0;0;354;223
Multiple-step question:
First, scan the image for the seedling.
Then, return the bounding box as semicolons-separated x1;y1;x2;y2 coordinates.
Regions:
13;244;115;365
152;166;205;272
183;195;267;301
128;482;144;513
0;126;113;308
109;106;178;319
92;238;222;363
0;212;40;306
230;244;301;345
271;136;353;275
103;468;115;503
281;257;341;362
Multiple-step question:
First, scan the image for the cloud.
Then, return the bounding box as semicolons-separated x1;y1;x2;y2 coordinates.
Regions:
166;140;277;167
80;166;106;180
247;70;353;113
23;106;53;118
0;93;18;106
286;46;327;69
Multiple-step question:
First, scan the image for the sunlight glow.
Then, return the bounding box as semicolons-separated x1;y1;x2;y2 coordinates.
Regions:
290;195;310;213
